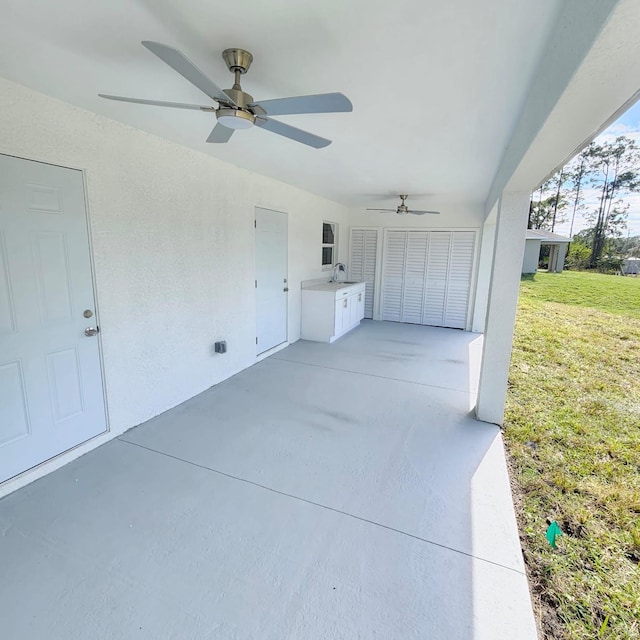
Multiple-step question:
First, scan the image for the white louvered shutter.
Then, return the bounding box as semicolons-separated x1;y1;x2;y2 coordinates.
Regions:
381;229;475;329
382;231;406;321
444;231;475;329
350;229;378;319
422;232;450;326
401;231;428;324
350;229;365;282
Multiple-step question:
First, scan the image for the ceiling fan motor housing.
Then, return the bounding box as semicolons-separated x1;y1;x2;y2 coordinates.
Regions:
222;48;253;74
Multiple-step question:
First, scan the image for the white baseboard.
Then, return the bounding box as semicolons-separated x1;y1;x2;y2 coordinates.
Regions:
255;341;289;362
0;430;118;500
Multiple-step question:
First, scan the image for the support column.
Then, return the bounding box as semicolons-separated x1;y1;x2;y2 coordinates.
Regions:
555;243;568;272
472;216;496;333
476;191;530;425
548;245;558;272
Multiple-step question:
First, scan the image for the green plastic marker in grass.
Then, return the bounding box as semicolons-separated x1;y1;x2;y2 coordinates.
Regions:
546;521;563;549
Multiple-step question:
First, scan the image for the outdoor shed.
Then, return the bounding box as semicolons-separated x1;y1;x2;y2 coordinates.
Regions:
522;229;572;274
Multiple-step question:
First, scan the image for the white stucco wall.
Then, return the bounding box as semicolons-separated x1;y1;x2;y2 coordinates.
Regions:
521;239;541;274
0;77;350;435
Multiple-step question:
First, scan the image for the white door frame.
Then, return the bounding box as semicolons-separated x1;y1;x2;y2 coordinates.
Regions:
378;226;481;331
0;152;110;494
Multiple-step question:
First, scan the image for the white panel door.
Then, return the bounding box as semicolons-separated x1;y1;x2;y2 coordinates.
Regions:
0;154;106;483
349;229;378;319
255;207;287;354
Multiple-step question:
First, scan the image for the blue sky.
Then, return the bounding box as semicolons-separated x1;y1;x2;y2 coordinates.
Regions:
553;100;640;237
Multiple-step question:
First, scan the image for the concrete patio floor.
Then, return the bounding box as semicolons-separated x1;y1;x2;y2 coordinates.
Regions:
0;321;536;639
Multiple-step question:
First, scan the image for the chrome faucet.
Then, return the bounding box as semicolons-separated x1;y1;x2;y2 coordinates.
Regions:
331;262;346;282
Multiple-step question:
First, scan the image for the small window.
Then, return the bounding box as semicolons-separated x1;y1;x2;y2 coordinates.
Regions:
322;222;337;269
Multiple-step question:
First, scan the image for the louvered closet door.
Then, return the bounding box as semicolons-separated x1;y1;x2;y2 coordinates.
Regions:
349;229;378;319
422;231;451;326
401;231;428;324
381;231;406;321
382;230;475;329
444;231;475;329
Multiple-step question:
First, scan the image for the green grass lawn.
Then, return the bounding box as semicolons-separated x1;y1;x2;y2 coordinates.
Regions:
504;271;640;639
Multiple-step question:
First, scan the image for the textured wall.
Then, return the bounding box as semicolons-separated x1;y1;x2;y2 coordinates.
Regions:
0;77;349;434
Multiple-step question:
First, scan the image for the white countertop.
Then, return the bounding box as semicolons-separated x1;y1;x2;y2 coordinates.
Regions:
302;281;365;292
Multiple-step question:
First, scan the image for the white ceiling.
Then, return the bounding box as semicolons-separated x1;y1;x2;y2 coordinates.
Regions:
1;0;561;208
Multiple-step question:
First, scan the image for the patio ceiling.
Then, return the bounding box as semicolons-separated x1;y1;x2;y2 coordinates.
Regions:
0;0;561;206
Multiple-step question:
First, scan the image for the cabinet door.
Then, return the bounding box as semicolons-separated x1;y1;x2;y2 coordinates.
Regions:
357;289;365;320
334;297;344;334
348;293;359;326
341;295;351;329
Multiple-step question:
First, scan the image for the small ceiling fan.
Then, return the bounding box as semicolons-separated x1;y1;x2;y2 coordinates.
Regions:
366;195;440;216
99;41;352;148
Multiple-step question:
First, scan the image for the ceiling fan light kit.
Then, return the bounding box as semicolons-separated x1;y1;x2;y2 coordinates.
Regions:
99;42;352;148
216;108;255;129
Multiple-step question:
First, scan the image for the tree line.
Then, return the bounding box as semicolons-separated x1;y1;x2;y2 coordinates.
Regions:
529;135;640;269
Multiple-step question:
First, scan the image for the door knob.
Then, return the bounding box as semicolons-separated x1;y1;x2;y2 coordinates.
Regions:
84;326;99;337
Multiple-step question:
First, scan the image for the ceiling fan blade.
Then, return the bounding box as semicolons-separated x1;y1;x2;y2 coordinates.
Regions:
408;210;441;215
249;92;352;116
98;94;213;111
365;208;396;212
206;123;234;143
255;117;331;148
141;41;236;106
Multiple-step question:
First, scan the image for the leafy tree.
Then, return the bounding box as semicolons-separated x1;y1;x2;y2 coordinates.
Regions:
564;149;592;236
528;175;567;230
529;195;565;230
565;237;591;270
530;136;640;270
611;234;640;257
584;137;640;267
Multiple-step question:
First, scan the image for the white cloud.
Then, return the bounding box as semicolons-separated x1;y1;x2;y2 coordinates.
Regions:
602;122;637;136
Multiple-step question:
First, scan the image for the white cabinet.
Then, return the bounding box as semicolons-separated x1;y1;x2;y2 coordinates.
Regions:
302;282;366;343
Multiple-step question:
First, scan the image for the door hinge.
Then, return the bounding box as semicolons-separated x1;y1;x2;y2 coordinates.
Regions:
255;280;257;288
254;219;257;228
256;337;258;345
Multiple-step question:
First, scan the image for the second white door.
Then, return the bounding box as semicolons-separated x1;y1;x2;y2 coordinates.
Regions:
255;207;288;354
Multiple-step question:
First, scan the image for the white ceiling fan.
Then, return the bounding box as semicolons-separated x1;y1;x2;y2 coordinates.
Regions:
99;41;352;148
366;195;440;216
